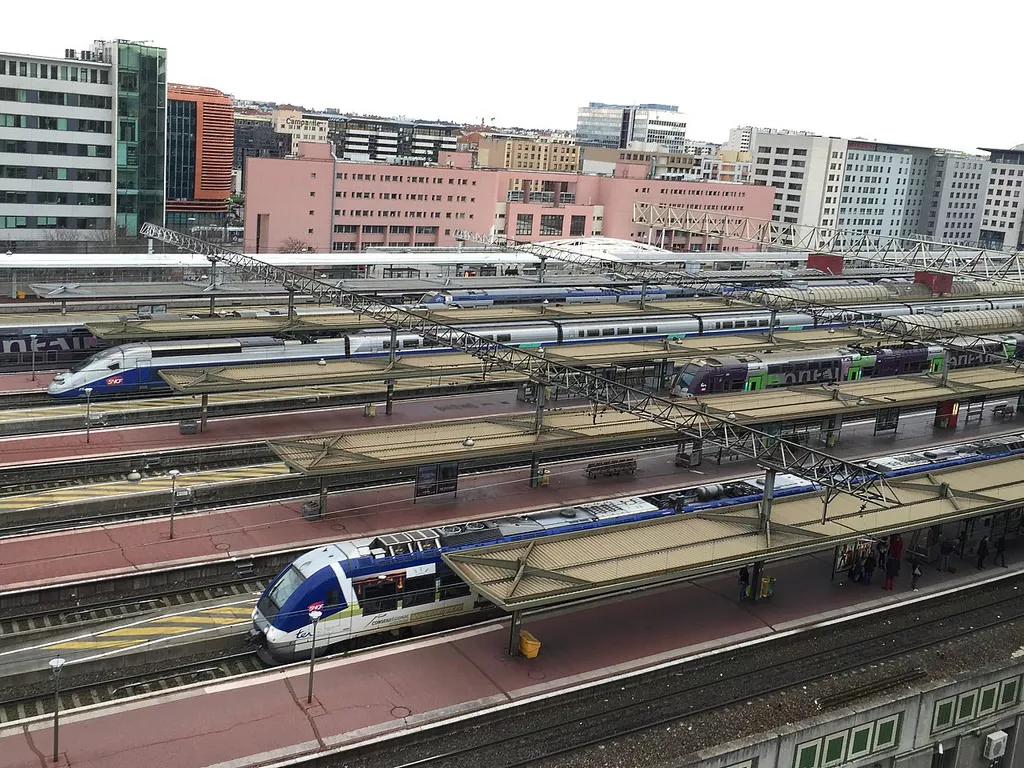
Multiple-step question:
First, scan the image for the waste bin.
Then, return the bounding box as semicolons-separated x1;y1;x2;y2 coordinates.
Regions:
363;403;376;417
178;419;198;435
519;630;541;659
539;469;551;487
759;576;776;600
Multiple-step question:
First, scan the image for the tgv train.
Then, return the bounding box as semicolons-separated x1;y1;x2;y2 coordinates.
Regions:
45;298;1024;398
671;333;1024;396
419;285;697;307
251;432;1024;662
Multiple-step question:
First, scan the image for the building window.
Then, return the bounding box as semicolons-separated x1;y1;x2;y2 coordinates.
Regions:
515;213;533;236
540;215;564;236
570;215;586;237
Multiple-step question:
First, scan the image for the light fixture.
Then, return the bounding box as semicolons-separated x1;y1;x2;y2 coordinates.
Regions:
727;412;737;420
463;438;475;447
317;358;327;366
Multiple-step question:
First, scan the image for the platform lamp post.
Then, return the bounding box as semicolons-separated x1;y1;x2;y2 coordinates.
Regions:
306;608;323;704
168;469;180;540
29;333;37;381
83;387;93;443
49;656;65;763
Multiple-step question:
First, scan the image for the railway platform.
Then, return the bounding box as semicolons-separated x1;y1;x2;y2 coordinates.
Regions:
0;372;52;394
0;544;1020;768
1;412;1021;592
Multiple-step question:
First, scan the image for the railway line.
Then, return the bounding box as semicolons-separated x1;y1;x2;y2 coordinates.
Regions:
323;573;1024;768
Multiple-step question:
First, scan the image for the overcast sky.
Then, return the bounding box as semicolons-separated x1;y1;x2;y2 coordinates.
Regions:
11;0;1022;153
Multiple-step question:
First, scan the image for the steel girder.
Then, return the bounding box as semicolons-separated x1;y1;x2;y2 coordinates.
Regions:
138;222;895;509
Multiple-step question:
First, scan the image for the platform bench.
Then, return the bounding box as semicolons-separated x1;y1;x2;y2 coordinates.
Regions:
585;457;638;478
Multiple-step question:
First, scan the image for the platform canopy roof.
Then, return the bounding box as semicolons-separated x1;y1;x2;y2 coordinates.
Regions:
444;451;1024;610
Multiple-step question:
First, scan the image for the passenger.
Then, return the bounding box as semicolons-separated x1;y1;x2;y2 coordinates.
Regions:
996;535;1007;568
738;565;750;601
911;558;922;592
977;536;990;570
876;538;889;572
939;535;955;573
848;560;863;584
863;552;876;585
883;555;899;591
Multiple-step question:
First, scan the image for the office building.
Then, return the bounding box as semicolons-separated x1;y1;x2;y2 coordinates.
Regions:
581;146;700;180
725;126;816;154
166;84;233;234
234;110;292;171
914;152;987;245
328;115;459;164
576;103;688;153
978;145;1024;251
243;142;772;255
0;39;165;249
476;134;580;172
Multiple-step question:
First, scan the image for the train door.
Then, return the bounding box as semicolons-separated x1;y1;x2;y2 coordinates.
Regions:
928;355;943;375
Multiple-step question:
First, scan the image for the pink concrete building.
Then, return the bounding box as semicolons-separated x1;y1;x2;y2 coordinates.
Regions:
243;143;773;254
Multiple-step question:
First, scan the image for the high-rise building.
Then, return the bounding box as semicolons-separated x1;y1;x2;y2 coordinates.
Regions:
978;145;1024;251
165;84;233;234
0;39;166;250
576;103;687;153
914;152;987;245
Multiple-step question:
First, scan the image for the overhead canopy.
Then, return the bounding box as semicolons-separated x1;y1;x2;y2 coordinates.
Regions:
444;452;1024;610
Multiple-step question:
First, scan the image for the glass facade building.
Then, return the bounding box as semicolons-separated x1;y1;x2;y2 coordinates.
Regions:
167;98;196;201
112;41;166;237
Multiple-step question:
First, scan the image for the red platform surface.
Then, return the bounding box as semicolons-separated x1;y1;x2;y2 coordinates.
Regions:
0;413;1020;592
0;389;530;466
0;372;53;394
0;551;1017;768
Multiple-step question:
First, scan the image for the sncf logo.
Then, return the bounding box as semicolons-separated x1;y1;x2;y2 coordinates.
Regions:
106;376;124;385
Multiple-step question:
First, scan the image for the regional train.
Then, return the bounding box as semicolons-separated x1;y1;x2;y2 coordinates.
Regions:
46;297;1024;397
251;432;1024;662
670;333;1024;396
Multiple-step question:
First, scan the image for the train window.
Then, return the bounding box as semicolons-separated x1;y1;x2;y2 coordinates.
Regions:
631;327;643;334
587;329;600;338
497;333;512;343
747;320;758;328
403;575;436;608
354;577;400;615
404;340;420;349
617;327;629;335
439;570;471;600
107;362;119;370
729;379;744;392
602;328;615;336
382;341;391;350
722;321;734;330
325;589;341;607
646;326;657;333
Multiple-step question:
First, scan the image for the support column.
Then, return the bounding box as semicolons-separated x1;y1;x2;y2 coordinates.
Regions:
529;452;541;488
386;381;395;415
318;477;328;519
767;309;777;343
751;560;766;602
640;281;648;310
507;610;523;657
208;296;216;318
534;384;545;435
758;468;776;540
287;288;296;320
200;393;209;432
940;350;949;386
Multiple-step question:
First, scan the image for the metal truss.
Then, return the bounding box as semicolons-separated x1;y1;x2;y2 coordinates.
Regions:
454;229;1024;371
631;204;1024;283
139;222;896;509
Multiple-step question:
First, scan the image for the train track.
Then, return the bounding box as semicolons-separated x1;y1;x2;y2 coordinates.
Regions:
329;574;1024;768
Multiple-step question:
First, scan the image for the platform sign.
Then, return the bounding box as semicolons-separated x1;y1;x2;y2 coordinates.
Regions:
414;462;460;500
874;407;900;435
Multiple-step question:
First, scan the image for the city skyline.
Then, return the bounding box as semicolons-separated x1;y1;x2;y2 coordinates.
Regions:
9;0;1022;154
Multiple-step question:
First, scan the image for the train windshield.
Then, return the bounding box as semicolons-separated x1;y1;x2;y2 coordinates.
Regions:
66;348;115;373
677;363;702;392
257;566;305;620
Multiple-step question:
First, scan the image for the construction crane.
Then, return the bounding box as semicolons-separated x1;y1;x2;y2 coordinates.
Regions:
139;222;898;517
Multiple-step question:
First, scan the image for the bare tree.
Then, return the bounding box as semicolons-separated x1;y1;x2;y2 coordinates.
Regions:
278;237;312;253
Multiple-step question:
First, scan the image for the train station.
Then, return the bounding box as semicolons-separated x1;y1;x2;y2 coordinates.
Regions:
2;220;1024;768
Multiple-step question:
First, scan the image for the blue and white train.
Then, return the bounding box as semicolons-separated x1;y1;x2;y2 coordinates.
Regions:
45;296;1024;398
251;432;1024;663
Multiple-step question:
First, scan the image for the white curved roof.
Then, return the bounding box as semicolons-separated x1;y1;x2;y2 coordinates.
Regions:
540;237;674;263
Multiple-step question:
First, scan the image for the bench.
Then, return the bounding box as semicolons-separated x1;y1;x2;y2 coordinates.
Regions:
585;457;638;479
993;404;1016;420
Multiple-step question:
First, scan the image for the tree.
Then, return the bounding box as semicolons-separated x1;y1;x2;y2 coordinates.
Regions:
278;237;312;253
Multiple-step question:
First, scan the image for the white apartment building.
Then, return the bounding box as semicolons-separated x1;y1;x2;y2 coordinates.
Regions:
979;145;1024;251
837;140;933;240
914;152;987;245
725;126;816;153
752;133;848;233
0;47;116;244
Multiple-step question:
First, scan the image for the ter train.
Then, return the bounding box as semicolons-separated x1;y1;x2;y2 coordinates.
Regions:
671;333;1024;396
45;297;1024;398
251;432;1024;662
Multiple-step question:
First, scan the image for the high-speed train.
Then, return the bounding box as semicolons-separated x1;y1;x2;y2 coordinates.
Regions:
671;333;1024;396
419;285;697;307
45;297;1024;398
251;432;1024;662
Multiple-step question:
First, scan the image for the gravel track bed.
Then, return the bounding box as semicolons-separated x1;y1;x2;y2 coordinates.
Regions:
329;572;1024;768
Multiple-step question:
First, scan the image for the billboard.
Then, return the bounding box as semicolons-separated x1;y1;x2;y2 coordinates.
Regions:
414;462;460;499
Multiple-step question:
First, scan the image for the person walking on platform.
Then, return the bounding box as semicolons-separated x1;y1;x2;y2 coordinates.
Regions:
876;538;889;574
738;565;750;601
911;558;922;591
863;551;876;586
884;555;899;591
996;535;1007;568
939;535;955;573
977;536;990;570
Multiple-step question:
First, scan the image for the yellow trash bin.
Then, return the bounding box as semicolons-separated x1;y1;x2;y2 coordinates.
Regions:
519;630;541;659
539;470;550;487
